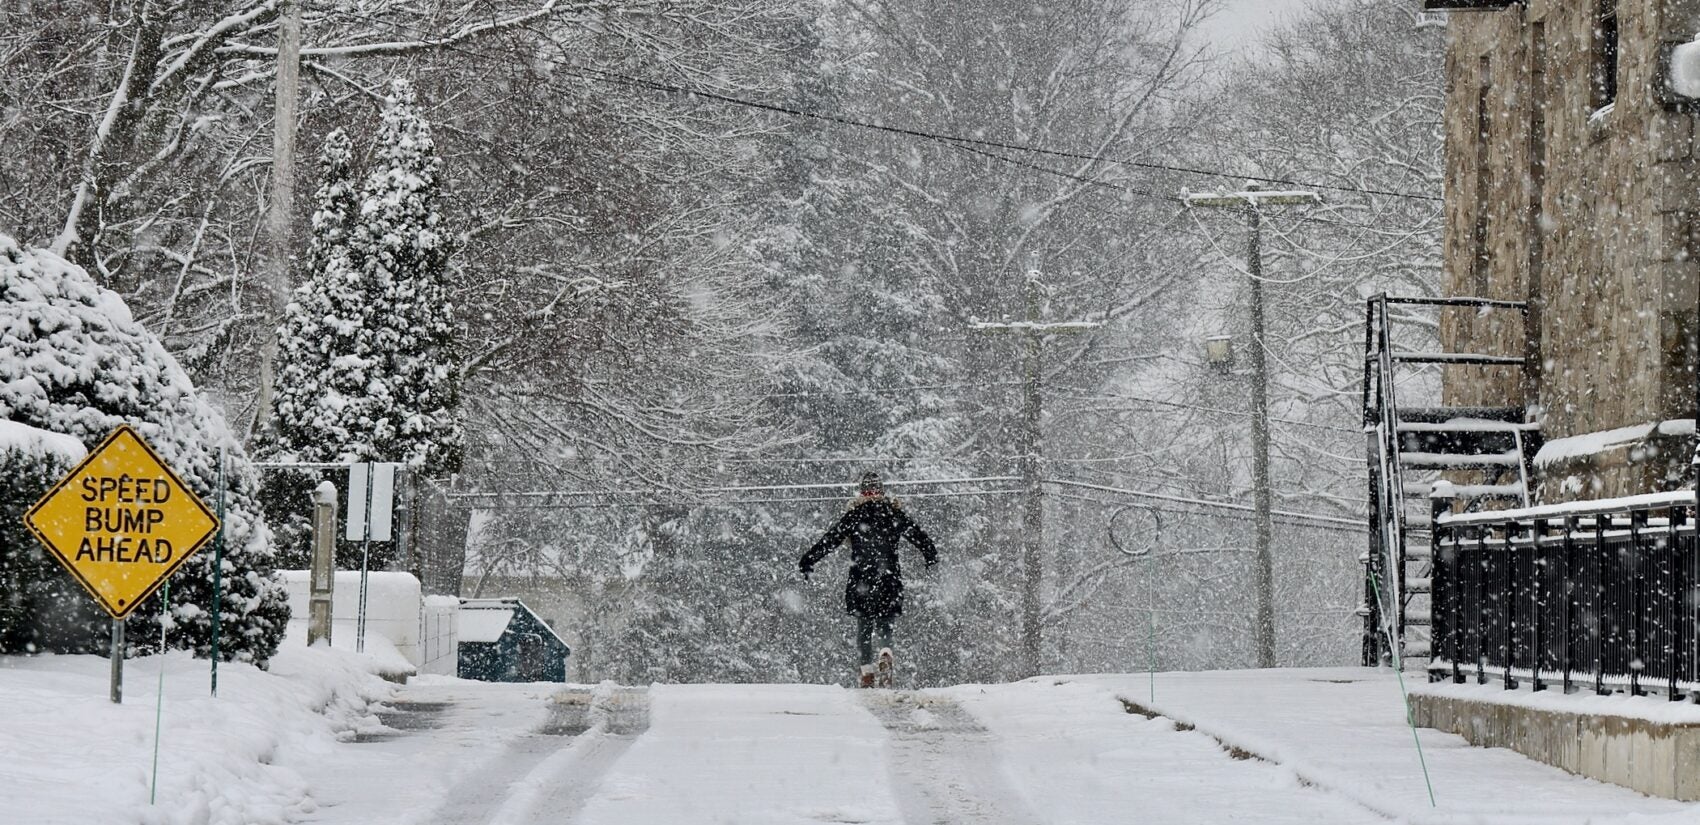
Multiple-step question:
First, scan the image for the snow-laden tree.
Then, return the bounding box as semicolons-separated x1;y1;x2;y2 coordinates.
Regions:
1042;0;1448;670
347;79;461;474
273;84;461;474
272;129;365;465
0;233;289;663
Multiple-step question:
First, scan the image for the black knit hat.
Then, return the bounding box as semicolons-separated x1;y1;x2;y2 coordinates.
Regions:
858;471;884;495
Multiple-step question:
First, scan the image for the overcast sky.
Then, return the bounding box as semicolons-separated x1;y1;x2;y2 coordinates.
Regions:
1201;0;1319;50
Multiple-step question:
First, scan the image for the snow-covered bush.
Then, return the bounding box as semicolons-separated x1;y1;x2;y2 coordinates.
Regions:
0;422;101;653
0;233;289;663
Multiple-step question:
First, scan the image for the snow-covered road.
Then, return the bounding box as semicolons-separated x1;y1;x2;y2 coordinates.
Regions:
299;679;1391;825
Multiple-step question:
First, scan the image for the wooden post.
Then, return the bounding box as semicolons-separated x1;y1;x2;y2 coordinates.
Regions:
309;481;338;646
254;0;303;434
969;255;1102;678
1183;184;1321;669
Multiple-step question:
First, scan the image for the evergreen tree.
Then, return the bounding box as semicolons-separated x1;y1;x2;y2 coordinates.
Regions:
273;129;370;459
273;83;461;476
349;79;462;477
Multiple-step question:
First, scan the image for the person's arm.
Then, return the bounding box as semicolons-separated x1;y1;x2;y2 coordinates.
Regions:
902;512;938;567
800;513;853;576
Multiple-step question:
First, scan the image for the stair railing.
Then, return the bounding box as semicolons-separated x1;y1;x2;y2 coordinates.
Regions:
1360;293;1532;666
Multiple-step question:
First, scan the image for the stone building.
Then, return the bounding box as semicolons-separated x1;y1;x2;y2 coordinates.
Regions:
1433;0;1700;499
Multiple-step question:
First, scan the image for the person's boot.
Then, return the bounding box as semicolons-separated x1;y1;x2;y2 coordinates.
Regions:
876;648;895;688
858;664;876;689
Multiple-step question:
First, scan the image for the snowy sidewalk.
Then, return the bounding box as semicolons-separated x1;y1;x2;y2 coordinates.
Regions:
289;676;565;825
1068;668;1697;824
944;680;1380;824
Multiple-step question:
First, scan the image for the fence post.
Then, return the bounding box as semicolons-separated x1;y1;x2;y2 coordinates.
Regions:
1632;510;1647;697
1474;525;1487;686
308;481;338;646
1595;515;1608;696
1562;516;1576;694
1504;522;1517;691
1670;506;1683;701
1532;518;1547;693
1451;524;1465;684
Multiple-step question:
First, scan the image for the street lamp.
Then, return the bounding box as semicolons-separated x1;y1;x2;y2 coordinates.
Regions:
1204;335;1235;374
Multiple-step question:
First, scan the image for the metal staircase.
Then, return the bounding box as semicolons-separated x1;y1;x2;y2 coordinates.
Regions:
1360;294;1538;669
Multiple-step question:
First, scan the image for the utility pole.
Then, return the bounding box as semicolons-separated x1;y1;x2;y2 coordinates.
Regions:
1183;184;1320;669
255;0;304;438
971;255;1101;679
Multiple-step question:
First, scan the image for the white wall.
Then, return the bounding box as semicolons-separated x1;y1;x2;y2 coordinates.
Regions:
279;571;458;673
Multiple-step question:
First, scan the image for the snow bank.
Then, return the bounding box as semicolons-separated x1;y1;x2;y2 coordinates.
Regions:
0;418;84;463
1037;669;1695;824
0;645;392;824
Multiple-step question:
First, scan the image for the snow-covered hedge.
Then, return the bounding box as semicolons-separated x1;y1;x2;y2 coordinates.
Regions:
0;233;289;663
0;423;98;653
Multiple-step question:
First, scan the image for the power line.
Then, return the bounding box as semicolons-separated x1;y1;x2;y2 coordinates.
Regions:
312;7;1439;214
1049;387;1360;435
1047;489;1363;537
551;62;1441;204
448;488;1025;510
446;475;1022;501
1043;477;1364;531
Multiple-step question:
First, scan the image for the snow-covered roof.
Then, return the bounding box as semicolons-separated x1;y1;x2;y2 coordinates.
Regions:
0;419;85;463
458;597;569;648
457;606;515;643
1672;39;1700;98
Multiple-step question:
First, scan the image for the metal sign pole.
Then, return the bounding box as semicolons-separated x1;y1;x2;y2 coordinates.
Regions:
357;465;373;654
110;619;124;703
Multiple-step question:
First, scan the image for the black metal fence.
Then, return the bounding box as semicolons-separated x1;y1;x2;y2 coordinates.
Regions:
1430;492;1700;698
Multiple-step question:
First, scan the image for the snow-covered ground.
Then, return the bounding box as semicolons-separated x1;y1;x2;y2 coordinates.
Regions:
13;661;1700;824
2;646;390;825
1073;667;1698;824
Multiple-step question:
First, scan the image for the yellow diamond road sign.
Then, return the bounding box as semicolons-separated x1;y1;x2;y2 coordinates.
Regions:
23;424;219;619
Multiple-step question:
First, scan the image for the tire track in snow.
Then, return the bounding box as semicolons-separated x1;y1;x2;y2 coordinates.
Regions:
516;685;650;825
860;692;1042;825
420;685;650;825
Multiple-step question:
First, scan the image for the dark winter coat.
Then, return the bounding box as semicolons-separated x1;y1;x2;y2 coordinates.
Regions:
800;495;938;619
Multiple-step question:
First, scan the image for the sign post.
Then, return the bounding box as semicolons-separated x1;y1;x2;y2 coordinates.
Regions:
346;462;398;653
22;425;220;703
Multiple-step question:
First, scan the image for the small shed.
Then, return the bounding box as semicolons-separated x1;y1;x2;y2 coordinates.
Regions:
456;598;570;683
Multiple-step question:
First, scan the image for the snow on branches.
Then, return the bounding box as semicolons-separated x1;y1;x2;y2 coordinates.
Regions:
272;80;462;476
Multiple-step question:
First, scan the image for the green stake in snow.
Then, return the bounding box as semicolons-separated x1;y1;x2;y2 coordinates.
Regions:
1369;565;1436;807
151;579;169;805
209;448;225;697
1148;608;1156;704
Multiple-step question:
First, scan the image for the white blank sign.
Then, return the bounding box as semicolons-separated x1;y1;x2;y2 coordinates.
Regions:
346;462;399;542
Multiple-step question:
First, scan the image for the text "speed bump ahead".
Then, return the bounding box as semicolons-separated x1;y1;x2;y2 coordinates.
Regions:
24;425;219;619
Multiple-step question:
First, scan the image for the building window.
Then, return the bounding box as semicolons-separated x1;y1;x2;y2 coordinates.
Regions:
1594;0;1619;109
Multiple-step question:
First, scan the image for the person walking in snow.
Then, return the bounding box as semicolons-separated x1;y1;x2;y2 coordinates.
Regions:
799;471;938;688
